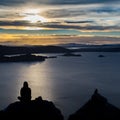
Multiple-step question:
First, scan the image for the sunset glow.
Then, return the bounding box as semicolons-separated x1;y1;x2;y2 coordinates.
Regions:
0;0;120;45
22;9;47;23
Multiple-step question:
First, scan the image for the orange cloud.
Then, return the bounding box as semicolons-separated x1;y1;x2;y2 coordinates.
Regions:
0;34;120;46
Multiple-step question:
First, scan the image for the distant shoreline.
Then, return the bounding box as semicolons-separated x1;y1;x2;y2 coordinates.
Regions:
1;44;120;56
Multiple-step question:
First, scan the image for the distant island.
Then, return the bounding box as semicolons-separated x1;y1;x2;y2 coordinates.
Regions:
98;54;105;57
0;54;46;62
62;52;82;57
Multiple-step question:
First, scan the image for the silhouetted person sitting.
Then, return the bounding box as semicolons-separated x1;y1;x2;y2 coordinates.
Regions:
18;81;31;102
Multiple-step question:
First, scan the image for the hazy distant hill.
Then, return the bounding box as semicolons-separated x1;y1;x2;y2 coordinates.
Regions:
58;43;120;52
58;43;120;48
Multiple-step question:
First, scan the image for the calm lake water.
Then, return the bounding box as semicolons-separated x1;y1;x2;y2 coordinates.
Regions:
0;52;120;119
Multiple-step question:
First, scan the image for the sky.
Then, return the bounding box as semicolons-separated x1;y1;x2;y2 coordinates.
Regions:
0;0;120;45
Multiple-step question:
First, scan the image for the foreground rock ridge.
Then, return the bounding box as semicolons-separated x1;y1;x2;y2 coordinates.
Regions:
68;89;120;120
0;89;120;120
0;96;64;120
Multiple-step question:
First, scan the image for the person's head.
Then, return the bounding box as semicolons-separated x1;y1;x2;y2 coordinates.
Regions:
23;81;28;88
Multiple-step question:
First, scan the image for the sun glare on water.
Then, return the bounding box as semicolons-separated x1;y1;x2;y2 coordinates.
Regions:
23;9;47;23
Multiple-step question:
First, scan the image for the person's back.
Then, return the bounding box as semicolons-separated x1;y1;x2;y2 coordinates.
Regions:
18;81;31;102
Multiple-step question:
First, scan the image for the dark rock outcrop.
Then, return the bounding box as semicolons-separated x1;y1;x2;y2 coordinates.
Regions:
62;52;82;57
68;89;120;120
98;54;105;57
0;96;64;120
0;54;45;62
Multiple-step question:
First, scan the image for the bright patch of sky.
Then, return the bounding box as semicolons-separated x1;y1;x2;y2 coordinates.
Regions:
0;0;120;45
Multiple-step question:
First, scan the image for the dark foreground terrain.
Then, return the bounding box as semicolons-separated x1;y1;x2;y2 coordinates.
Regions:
0;89;120;120
0;96;64;120
68;89;120;120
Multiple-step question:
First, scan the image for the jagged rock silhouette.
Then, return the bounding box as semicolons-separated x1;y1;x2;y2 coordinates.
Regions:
0;96;64;120
0;81;64;120
0;85;120;120
68;89;120;120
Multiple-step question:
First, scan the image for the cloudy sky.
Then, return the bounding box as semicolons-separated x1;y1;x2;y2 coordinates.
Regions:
0;0;120;45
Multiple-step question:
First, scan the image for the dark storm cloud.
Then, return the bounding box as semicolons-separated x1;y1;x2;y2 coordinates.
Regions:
0;12;22;19
0;20;30;26
41;7;120;19
41;9;86;18
39;23;120;31
0;20;120;31
0;0;25;6
0;0;120;6
64;21;94;24
91;7;120;14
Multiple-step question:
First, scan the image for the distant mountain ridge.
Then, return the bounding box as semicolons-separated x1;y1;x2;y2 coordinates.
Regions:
58;43;120;48
0;45;70;55
58;43;120;52
1;44;120;55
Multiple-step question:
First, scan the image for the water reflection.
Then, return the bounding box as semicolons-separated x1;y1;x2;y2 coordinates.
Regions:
0;52;120;119
28;63;54;100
